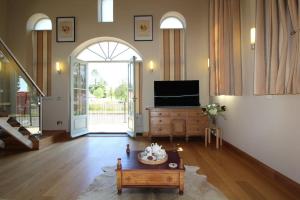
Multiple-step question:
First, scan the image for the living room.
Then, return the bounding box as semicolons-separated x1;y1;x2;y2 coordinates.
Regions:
0;0;300;199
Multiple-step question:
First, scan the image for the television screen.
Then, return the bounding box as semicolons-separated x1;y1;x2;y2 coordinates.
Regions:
154;80;200;107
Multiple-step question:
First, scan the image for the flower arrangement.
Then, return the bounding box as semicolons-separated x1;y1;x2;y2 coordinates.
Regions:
202;103;226;121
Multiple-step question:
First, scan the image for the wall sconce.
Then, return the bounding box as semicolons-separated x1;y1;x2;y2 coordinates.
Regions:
250;27;256;50
207;58;210;68
56;62;62;74
149;60;154;72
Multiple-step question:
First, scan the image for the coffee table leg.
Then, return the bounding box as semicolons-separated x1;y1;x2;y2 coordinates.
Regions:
179;176;184;195
116;158;122;195
179;159;184;195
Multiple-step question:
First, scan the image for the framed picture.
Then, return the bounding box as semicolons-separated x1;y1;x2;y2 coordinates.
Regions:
134;15;153;41
56;17;76;42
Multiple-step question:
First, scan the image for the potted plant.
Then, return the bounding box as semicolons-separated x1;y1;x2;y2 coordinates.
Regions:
202;103;226;126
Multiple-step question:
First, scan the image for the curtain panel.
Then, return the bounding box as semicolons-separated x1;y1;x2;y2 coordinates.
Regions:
209;0;242;96
255;0;300;95
162;29;185;80
32;30;52;96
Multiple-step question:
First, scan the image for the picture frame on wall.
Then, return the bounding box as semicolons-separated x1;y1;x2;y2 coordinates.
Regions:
56;17;76;42
134;15;153;41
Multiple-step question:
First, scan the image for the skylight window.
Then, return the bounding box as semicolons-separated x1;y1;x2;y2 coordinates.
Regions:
98;0;114;22
34;18;52;30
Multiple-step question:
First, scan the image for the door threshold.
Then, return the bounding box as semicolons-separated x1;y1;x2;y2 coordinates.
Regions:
87;132;127;137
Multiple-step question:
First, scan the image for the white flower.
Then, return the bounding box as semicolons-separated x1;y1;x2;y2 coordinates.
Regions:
208;108;218;116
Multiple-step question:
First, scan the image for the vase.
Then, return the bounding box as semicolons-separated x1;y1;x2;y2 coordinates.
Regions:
208;116;216;128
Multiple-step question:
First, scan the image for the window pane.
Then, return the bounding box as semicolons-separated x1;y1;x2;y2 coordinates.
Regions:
77;49;105;61
100;0;113;22
34;19;52;30
76;41;142;62
160;17;183;29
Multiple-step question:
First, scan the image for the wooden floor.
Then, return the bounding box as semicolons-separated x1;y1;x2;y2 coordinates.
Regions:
0;135;298;200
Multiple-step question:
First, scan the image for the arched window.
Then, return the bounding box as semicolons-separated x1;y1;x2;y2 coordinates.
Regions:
160;12;186;29
27;13;52;31
160;12;186;80
76;41;142;62
27;13;53;96
34;18;52;31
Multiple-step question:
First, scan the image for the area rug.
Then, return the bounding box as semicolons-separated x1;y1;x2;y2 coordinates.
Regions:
78;165;228;200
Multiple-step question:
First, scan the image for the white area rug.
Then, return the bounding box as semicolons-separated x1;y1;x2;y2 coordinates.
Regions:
78;165;228;200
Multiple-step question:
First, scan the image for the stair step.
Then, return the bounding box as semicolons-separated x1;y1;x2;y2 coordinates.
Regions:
38;131;69;149
18;126;31;136
0;132;11;139
7;117;21;127
0;117;33;149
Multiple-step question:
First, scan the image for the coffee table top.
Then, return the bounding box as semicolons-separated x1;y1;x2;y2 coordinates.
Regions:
118;151;183;170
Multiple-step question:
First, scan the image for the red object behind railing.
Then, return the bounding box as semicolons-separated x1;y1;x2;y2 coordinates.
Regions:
17;92;29;115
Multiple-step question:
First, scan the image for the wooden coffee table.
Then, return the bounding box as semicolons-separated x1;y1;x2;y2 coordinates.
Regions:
116;150;185;194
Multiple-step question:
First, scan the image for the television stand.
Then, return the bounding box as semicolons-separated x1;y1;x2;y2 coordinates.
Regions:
146;107;208;141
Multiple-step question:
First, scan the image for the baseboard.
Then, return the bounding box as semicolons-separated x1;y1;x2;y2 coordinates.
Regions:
42;129;67;134
223;140;300;196
142;132;149;137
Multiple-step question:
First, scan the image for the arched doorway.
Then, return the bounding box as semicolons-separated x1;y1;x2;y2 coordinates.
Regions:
69;37;143;138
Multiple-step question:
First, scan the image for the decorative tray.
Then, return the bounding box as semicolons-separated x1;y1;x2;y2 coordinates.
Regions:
137;152;168;165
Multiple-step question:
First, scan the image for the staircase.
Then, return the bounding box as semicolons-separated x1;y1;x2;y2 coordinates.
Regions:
0;37;44;150
0;117;39;150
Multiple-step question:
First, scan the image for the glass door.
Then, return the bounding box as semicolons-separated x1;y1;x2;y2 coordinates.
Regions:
70;61;89;137
127;56;136;137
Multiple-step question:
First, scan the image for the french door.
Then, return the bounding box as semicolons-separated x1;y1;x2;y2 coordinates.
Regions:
127;56;137;137
70;60;89;137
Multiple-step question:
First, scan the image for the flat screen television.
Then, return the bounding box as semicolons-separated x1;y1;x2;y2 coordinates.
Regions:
154;80;200;107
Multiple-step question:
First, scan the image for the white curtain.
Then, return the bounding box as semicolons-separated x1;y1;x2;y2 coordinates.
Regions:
254;0;300;95
162;29;185;80
32;30;52;96
209;0;242;96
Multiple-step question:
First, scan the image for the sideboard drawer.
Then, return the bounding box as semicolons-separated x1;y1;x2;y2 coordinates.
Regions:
151;126;171;135
187;125;204;135
188;118;201;124
151;117;171;125
150;111;170;117
187;111;203;118
170;112;186;118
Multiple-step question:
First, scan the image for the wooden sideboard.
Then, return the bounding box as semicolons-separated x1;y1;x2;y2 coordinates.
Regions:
147;107;208;141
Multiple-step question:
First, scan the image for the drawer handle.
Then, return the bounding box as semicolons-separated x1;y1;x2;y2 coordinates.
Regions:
159;128;162;131
167;176;173;182
159;113;162;116
159;120;162;122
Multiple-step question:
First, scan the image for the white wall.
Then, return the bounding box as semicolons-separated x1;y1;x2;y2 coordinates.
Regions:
214;0;300;184
0;0;7;40
5;0;209;131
